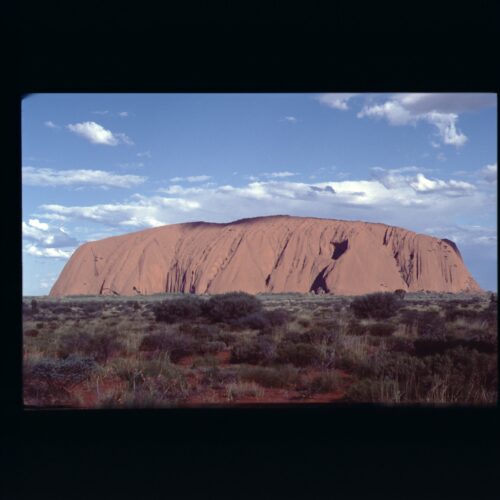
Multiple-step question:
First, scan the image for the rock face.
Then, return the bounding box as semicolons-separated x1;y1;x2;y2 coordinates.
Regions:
50;215;482;296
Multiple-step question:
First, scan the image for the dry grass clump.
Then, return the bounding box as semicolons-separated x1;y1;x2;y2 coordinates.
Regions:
226;382;264;401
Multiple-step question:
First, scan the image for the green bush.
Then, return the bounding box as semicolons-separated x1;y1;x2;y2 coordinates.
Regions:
153;296;203;323
350;293;401;319
203;292;262;322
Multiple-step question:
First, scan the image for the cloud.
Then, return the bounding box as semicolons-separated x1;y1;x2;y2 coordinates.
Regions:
263;171;297;178
284;116;297;123
479;163;497;183
371;167;475;196
137;151;152;158
394;93;496;114
409;173;475;195
22;219;78;260
424;224;497;247
24;244;74;259
67;121;133;146
44;120;59;129
118;162;145;169
92;110;109;115
356;93;497;147
245;172;298;181
40;195;201;229
22;219;78;248
317;93;357;110
22;167;146;188
170;175;212;183
37;166;491;236
118;111;129;117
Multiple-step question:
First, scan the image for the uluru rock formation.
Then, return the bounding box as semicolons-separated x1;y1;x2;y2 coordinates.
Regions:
50;215;482;296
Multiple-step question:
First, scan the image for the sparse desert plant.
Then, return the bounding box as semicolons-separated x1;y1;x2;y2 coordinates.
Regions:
153;296;203;323
299;324;339;345
264;308;291;326
276;341;330;368
231;337;277;365
368;323;396;337
350;292;402;320
139;332;198;362
58;330;125;363
203;292;262;322
24;328;39;337
239;365;300;388
305;370;341;394
24;355;97;404
297;316;311;328
394;289;406;299
31;299;38;314
230;311;271;330
226;382;264;401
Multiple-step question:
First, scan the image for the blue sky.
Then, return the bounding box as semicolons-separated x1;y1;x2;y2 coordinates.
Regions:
22;93;497;295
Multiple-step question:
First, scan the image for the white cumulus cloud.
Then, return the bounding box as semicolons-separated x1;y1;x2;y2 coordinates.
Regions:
22;167;146;188
479;163;497;183
170;175;212;183
67;121;133;146
317;93;358;110
356;93;496;147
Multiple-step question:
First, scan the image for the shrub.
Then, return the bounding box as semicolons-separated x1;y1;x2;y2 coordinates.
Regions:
203;292;262;322
226;382;264;401
368;323;396;337
297;317;311;328
31;299;38;314
178;323;219;339
58;330;125;362
199;340;227;354
24;355;97;404
306;370;341;394
239;365;300;388
385;336;415;354
230;337;277;365
276;342;333;368
230;312;270;330
299;325;339;345
264;308;291;327
401;309;445;337
153;296;203;323
139;332;198;362
350;293;401;319
346;320;368;336
345;378;397;403
24;329;39;337
394;289;406;299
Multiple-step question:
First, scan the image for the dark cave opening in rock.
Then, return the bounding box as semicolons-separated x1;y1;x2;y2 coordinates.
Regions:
332;239;348;260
